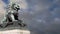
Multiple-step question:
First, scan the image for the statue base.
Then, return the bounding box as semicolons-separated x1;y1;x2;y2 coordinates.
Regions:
0;21;27;30
0;29;30;34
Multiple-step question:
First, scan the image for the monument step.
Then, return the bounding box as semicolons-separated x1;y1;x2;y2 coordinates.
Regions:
0;29;30;34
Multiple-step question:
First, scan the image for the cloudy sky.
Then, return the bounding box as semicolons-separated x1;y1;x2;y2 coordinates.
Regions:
0;0;60;34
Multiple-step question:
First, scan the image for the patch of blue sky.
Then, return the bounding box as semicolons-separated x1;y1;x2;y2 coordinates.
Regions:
49;4;58;11
51;11;60;18
50;12;60;19
47;0;57;3
2;0;9;4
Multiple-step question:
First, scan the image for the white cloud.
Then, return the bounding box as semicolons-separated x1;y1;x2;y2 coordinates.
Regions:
10;0;28;9
0;0;6;23
0;0;6;13
54;18;60;21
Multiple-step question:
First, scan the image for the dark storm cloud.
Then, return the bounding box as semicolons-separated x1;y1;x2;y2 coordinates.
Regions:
19;0;60;34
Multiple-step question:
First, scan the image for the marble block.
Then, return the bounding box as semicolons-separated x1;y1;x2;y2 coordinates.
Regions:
0;29;30;34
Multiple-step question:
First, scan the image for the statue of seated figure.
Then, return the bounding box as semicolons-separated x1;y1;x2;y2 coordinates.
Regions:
1;3;26;28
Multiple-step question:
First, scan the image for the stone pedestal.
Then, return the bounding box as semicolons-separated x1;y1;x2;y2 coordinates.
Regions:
0;29;30;34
